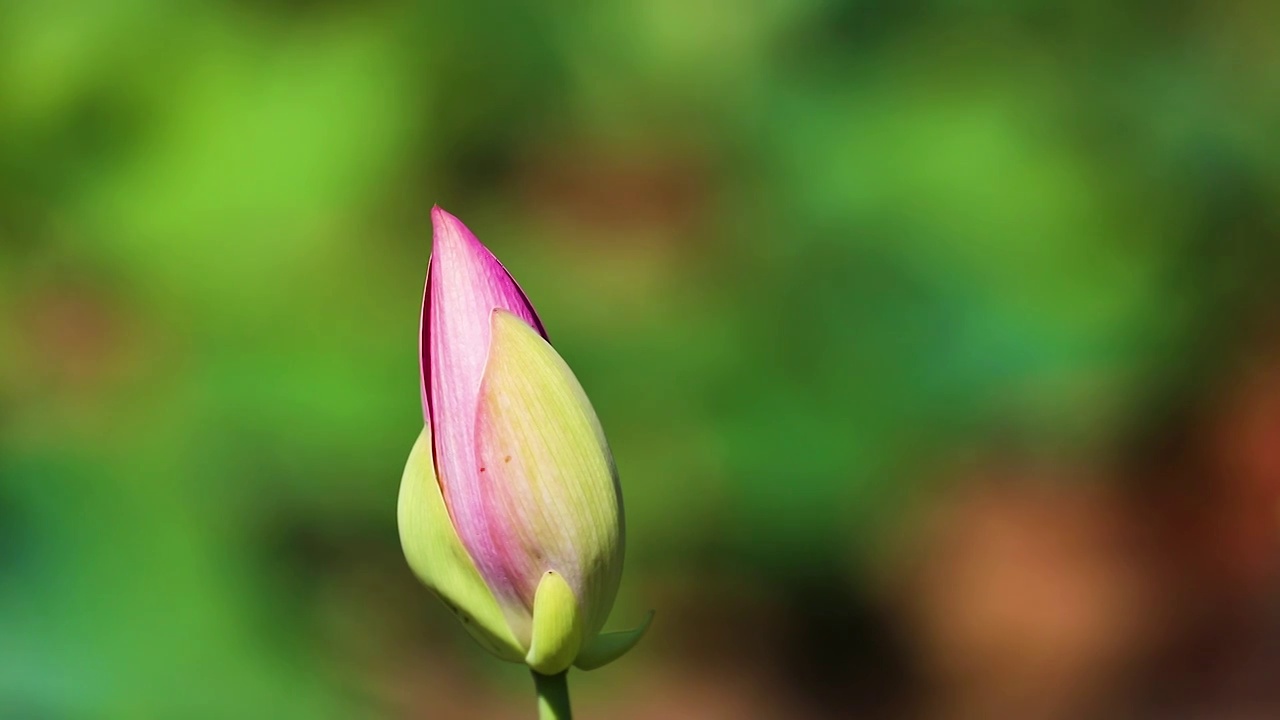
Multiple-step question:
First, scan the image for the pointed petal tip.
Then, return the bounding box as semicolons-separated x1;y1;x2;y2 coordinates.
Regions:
432;203;463;230
430;205;456;240
431;204;469;240
490;306;522;331
492;298;549;342
430;205;495;262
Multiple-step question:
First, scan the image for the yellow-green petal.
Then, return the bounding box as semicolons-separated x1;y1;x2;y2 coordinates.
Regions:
525;571;585;674
475;310;625;640
397;425;524;661
574;611;654;671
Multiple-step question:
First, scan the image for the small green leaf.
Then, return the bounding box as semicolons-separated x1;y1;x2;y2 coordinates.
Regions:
575;611;654;671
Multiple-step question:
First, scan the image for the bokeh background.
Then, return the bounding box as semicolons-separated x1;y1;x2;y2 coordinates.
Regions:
4;1;1280;718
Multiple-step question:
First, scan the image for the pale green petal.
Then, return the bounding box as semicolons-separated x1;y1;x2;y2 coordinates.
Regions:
397;425;524;661
574;611;654;671
525;571;585;675
475;310;624;639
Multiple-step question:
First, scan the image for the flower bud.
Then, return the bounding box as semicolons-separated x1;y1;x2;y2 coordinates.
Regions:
398;207;650;673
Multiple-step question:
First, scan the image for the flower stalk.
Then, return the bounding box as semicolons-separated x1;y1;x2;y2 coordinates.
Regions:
533;670;573;720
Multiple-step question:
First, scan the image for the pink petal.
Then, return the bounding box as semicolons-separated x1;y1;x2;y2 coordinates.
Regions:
420;207;547;612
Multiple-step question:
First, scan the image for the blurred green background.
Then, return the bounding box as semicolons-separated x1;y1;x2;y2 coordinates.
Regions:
4;1;1280;718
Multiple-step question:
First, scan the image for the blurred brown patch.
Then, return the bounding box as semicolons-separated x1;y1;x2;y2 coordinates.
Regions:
898;467;1160;720
1135;323;1280;715
18;282;126;390
515;139;711;239
1206;335;1280;595
594;572;805;719
4;270;152;435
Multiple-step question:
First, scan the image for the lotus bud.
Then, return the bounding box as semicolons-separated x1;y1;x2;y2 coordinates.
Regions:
398;207;651;675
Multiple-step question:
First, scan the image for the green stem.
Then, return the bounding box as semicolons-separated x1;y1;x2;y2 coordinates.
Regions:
532;670;573;720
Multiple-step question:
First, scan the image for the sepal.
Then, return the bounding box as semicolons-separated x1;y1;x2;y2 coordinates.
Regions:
397;425;524;661
574;611;654;671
